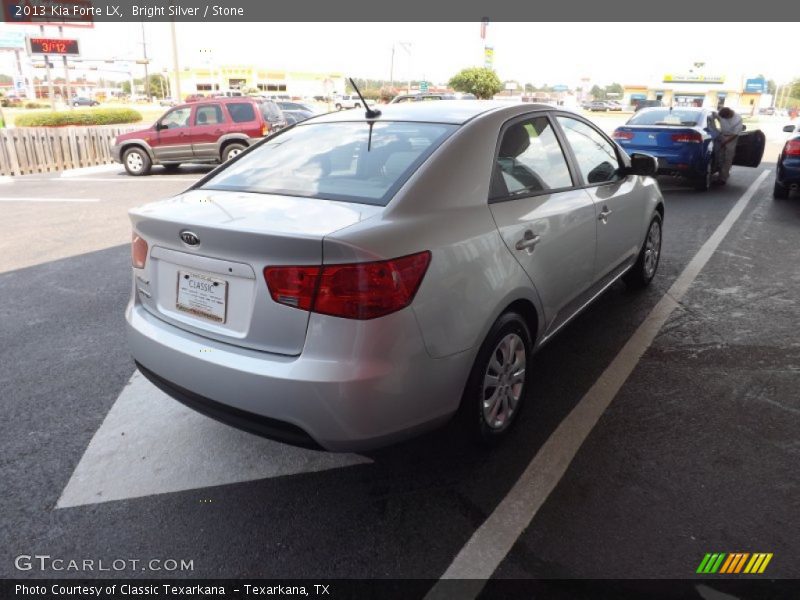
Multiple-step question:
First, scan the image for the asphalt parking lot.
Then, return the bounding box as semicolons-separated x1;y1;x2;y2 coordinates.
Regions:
1;125;798;591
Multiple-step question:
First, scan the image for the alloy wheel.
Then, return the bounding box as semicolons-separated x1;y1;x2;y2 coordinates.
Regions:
482;333;526;430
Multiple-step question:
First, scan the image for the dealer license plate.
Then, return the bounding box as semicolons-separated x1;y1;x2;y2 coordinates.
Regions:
176;271;227;323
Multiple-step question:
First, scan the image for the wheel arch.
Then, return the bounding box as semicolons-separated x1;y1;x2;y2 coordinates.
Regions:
120;140;155;162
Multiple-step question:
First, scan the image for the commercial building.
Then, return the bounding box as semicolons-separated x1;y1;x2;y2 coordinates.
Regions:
622;73;767;113
177;66;345;99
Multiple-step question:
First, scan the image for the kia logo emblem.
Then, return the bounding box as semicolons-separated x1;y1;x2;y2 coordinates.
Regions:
180;231;200;246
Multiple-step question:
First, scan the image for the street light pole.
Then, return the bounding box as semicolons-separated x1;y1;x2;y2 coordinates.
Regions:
141;23;150;100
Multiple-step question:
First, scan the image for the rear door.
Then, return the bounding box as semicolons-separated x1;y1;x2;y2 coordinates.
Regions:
556;114;645;287
734;130;766;167
191;103;227;160
488;113;597;333
153;106;194;162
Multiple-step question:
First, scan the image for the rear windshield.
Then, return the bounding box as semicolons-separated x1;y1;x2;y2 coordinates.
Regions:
200;121;457;206
259;101;282;119
627;109;703;126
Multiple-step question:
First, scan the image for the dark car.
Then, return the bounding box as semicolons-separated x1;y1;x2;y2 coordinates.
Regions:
72;96;99;107
613;107;765;191
276;101;316;124
111;97;286;176
774;124;800;198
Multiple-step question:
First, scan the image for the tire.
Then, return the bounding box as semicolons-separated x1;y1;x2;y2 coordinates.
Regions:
335;103;342;111
355;103;362;109
122;146;152;176
162;163;181;172
624;213;662;289
461;311;533;445
773;181;790;199
222;143;247;162
693;160;712;191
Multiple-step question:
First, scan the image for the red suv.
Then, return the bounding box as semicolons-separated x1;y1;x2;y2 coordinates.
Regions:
111;97;287;175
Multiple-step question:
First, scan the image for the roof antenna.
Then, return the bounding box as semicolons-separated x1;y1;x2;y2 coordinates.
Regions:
349;77;381;119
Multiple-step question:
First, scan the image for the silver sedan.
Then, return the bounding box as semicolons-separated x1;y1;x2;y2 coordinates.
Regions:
126;101;664;451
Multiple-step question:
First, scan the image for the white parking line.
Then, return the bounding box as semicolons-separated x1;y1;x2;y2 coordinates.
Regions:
425;169;771;597
0;197;100;203
57;371;370;508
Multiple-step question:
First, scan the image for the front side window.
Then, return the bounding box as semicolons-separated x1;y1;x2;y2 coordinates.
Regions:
557;116;621;185
160;107;191;129
201;121;457;206
492;116;574;199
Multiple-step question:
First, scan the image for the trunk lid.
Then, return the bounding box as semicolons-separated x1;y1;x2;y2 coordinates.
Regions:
130;189;382;355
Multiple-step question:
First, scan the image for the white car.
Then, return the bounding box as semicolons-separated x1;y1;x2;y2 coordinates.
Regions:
333;94;362;110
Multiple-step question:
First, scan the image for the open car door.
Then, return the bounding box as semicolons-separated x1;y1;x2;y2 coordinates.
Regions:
734;129;766;167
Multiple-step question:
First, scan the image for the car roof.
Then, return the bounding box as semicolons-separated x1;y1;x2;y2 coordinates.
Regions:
305;100;553;125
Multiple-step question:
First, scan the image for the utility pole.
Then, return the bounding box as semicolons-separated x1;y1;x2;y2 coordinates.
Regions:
389;44;395;91
170;21;181;101
141;23;150;100
58;26;73;108
40;26;55;110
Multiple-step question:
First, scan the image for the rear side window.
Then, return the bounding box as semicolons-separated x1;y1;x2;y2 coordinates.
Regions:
492;116;574;200
201;121;458;206
195;104;223;125
227;102;256;123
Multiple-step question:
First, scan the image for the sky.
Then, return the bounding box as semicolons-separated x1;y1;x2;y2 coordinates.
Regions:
0;22;797;87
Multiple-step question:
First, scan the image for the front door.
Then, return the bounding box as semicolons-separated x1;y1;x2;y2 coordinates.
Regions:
555;114;645;287
734;130;766;167
153;106;194;162
488;114;597;333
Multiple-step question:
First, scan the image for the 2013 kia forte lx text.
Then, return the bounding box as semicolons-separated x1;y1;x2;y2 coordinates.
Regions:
126;101;664;451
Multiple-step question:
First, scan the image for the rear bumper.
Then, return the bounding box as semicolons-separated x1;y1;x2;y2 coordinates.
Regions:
126;302;474;451
777;158;800;185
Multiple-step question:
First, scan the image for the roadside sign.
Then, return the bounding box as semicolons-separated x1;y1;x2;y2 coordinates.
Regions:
0;30;26;49
484;46;494;68
420;81;428;93
26;35;80;56
2;0;94;28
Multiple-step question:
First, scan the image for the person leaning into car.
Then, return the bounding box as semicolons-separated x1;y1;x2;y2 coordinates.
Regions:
712;107;744;185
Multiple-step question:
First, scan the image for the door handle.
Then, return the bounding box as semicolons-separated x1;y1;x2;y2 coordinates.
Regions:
515;230;541;252
598;206;613;223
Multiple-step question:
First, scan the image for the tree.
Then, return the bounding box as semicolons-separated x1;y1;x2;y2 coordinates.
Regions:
789;78;800;100
590;84;605;100
605;82;624;96
524;83;534;93
448;67;503;99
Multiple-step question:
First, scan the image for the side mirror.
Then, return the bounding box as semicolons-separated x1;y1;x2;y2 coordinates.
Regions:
628;153;657;177
783;125;797;133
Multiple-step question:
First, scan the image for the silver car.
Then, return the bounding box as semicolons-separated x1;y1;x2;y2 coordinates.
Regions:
127;101;664;451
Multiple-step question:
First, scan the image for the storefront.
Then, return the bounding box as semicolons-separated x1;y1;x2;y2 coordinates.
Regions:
622;73;765;113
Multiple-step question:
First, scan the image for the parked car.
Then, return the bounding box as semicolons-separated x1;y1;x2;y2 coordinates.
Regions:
159;98;178;107
635;100;665;112
126;101;665;451
390;93;457;103
72;96;99;107
111;97;287;175
774;124;800;198
758;107;776;116
276;101;318;114
184;94;206;103
613;107;765;190
589;100;612;111
607;101;623;111
333;94;362;110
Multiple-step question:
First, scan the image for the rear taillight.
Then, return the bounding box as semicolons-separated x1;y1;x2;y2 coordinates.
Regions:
785;140;800;156
261;122;271;136
131;233;148;269
613;129;634;141
264;251;431;320
671;131;702;143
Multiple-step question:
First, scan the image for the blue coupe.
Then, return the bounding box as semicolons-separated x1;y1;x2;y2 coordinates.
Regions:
614;107;764;191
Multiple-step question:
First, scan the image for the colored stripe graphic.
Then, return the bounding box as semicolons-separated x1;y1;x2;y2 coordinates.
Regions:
698;552;772;575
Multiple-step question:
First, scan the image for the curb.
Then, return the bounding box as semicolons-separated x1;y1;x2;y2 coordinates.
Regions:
60;163;122;178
